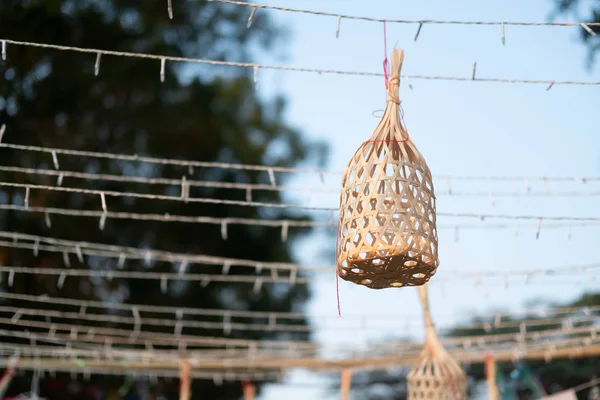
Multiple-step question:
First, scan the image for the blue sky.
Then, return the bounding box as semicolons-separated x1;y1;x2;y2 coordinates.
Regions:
249;0;600;399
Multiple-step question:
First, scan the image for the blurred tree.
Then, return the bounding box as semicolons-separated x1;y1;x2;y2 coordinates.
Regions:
451;292;600;400
551;0;600;67
0;1;326;399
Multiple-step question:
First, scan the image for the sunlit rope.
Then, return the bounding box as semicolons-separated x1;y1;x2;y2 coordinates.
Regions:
3;181;600;222
0;291;597;324
1;307;596;349
1;39;599;85
0;336;597;372
2;204;599;235
206;0;600;28
0;304;595;336
2;143;600;182
1;165;600;199
0;232;597;278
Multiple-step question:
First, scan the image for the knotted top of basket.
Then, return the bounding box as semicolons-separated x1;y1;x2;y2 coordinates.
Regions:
361;48;429;166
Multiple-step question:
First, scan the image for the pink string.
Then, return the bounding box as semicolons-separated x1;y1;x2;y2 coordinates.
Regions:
400;106;410;133
383;21;390;89
335;221;341;317
334;22;406;317
335;269;341;317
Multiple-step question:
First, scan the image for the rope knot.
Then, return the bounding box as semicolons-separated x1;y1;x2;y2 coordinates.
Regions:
387;77;402;104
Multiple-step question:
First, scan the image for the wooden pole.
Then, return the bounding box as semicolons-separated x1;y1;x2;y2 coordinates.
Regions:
340;369;352;400
179;359;191;400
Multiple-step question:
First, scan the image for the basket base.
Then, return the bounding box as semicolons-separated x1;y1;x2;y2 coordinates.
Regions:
338;253;436;289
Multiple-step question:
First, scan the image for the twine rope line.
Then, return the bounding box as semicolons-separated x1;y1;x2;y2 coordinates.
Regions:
0;302;596;337
0;310;597;354
205;0;600;28
2;342;599;377
4;165;600;197
0;291;597;324
2;142;600;181
0;329;595;371
0;261;595;286
6;181;600;219
2;230;597;296
2;204;599;233
0;304;596;336
0;39;599;85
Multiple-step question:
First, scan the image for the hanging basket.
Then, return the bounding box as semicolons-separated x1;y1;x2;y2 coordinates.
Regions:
337;48;439;289
407;286;467;400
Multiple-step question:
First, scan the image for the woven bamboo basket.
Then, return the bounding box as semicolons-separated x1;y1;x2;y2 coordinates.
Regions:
337;48;439;289
407;285;467;400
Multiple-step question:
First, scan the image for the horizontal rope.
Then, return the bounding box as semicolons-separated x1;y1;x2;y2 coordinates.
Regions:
0;304;595;337
1;39;599;85
0;308;600;346
5;331;592;379
0;352;285;381
0;339;314;362
3;343;598;375
0;264;595;291
0;291;309;320
2;142;600;182
0;305;312;336
3;293;598;355
0;160;600;185
0;203;329;230
0;231;320;272
0;317;316;350
1;313;597;361
207;0;600;28
2;165;600;199
0;337;597;372
0;264;309;284
0;181;329;211
0;324;594;360
0;142;328;175
2;204;599;235
1;290;597;324
0;232;598;280
4;181;600;221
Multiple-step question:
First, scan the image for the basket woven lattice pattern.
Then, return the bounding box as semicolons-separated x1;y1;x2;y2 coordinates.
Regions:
337;49;439;289
407;346;467;400
408;285;467;400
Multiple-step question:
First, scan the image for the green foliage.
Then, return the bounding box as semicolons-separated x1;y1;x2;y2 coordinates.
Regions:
445;292;600;399
0;1;327;399
351;291;599;400
552;0;600;67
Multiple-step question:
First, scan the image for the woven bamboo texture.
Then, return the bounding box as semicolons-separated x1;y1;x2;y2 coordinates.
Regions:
337;48;439;289
407;285;467;400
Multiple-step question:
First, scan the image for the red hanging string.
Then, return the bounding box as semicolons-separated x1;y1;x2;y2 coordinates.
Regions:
335;221;341;317
399;106;410;135
334;21;404;317
383;20;390;89
336;269;341;317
